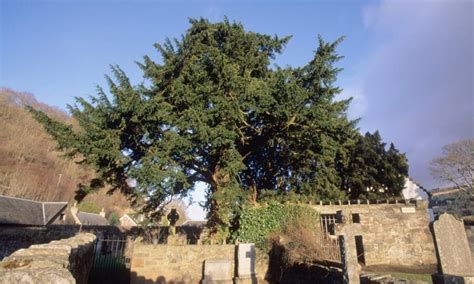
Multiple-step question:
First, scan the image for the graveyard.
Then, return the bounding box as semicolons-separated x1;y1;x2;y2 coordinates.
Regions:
1;198;473;283
1;1;472;283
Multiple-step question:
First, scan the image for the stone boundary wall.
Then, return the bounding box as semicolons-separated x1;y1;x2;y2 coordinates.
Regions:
131;243;236;283
311;200;437;268
0;224;204;260
0;225;133;260
0;233;96;284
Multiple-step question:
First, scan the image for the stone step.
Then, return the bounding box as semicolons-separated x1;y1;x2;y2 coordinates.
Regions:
370;274;392;280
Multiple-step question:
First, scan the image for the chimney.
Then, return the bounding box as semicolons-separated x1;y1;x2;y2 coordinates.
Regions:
99;208;106;218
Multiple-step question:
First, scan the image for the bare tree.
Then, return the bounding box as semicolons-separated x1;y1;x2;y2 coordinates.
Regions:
431;139;474;193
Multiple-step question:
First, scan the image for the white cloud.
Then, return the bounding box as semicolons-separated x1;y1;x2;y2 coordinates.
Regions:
356;0;473;188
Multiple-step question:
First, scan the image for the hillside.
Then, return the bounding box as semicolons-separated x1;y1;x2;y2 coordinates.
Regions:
0;88;130;214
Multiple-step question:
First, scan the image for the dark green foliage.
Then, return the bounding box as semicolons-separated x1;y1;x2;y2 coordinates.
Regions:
27;18;408;234
341;131;408;199
231;202;319;249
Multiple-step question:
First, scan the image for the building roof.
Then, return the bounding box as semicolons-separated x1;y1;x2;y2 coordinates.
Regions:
430;186;462;196
0;194;67;226
76;211;109;225
120;214;138;226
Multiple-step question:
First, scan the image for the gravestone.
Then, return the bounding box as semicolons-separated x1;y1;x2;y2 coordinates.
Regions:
167;209;180;226
202;259;233;284
332;210;362;284
433;213;474;276
166;208;183;243
235;243;258;283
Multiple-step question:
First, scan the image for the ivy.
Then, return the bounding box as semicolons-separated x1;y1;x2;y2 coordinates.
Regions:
232;202;319;249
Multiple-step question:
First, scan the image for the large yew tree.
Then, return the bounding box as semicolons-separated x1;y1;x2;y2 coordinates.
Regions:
29;19;408;231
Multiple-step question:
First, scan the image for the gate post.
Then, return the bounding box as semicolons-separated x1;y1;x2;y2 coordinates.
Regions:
331;210;362;284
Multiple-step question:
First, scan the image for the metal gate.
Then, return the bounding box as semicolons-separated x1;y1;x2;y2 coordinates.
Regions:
319;214;342;263
88;236;131;284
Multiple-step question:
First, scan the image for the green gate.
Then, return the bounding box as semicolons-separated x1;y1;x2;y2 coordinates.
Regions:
88;237;131;284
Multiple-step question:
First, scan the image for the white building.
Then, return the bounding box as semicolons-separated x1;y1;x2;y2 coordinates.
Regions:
402;177;429;200
401;177;434;220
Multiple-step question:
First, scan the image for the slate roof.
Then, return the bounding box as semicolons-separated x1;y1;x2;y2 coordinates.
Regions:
430;186;461;196
120;214;138;226
0;194;67;226
77;211;109;225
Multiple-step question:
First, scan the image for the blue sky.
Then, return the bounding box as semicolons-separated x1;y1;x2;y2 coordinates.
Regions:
1;0;375;107
1;0;472;220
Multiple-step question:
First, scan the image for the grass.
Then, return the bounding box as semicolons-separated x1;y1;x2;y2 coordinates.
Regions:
388;272;432;283
364;265;435;283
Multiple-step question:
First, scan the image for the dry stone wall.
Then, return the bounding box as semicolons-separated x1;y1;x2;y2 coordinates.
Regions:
0;224;203;260
0;233;96;284
311;200;437;268
0;225;124;260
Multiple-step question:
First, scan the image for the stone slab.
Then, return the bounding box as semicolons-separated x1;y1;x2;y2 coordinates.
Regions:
433;213;474;275
234;277;258;284
401;207;416;213
0;267;75;284
237;243;256;278
201;281;233;284
203;259;232;281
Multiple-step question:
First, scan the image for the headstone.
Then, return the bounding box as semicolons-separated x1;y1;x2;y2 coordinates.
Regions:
167;209;180;226
332;210;362;284
167;209;181;242
235;243;258;283
433;213;474;276
202;259;233;284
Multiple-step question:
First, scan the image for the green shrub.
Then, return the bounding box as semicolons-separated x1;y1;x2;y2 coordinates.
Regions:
108;212;120;226
231;201;319;249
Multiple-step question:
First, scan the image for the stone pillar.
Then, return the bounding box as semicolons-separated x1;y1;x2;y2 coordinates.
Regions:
332;210;362;284
235;243;258;284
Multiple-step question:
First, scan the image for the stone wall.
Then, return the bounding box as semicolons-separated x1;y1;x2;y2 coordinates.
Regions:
0;224;205;260
311;200;437;268
131;243;236;283
0;225;131;260
0;233;96;284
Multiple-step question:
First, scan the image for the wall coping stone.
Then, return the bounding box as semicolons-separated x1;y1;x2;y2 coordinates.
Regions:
0;233;96;284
